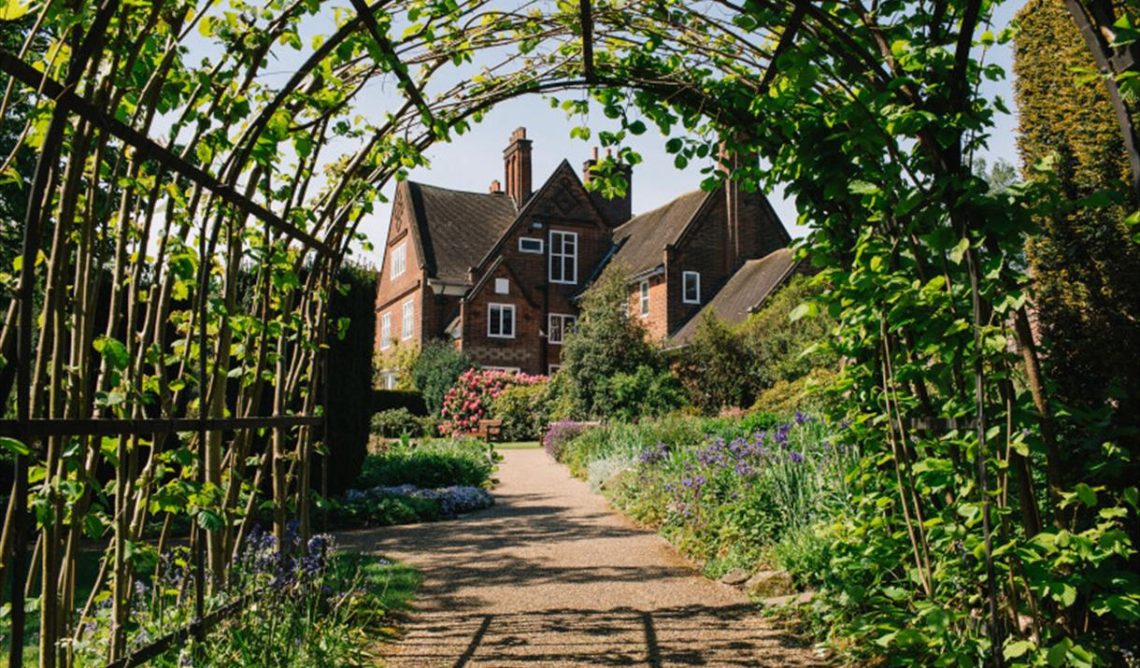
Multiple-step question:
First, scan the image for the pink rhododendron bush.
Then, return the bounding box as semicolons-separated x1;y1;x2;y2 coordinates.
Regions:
439;369;546;435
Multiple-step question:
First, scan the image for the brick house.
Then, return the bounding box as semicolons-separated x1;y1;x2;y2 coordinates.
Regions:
374;128;797;383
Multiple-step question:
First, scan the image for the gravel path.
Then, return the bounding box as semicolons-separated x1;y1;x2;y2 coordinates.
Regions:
339;448;823;667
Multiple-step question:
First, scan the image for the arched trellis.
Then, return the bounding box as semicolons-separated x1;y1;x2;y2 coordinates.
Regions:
1;0;1133;666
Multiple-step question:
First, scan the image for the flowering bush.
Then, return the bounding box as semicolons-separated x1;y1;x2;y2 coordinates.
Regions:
439;368;546;435
542;420;598;460
553;413;857;579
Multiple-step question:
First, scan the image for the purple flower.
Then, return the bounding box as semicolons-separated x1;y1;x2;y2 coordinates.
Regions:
734;461;754;476
788;451;805;464
794;410;810;425
638;442;670;465
774;423;791;446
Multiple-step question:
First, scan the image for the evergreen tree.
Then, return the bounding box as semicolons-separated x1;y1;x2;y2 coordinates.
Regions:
1014;0;1140;463
559;266;658;418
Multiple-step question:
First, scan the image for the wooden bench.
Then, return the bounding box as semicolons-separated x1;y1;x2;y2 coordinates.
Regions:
477;419;503;442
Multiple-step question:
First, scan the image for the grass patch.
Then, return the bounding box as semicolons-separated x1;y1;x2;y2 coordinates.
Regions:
495;440;541;449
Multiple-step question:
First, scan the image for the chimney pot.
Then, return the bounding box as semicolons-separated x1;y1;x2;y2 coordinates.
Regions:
489;179;502;194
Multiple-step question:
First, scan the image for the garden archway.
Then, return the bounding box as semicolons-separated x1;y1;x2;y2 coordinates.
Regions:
1;1;1120;666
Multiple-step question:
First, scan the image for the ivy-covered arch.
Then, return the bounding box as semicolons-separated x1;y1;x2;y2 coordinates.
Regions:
2;0;1137;665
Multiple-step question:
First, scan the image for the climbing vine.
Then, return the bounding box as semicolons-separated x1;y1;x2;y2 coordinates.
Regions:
0;0;1137;665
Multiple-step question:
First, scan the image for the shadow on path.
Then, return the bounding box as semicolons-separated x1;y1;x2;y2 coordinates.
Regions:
339;449;824;667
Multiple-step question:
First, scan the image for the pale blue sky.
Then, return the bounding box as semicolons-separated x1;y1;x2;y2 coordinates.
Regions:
347;0;1027;266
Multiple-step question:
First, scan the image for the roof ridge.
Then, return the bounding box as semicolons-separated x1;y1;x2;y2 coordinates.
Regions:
411;180;519;204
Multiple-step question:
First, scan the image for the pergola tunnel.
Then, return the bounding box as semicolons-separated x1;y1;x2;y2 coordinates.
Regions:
2;0;1139;666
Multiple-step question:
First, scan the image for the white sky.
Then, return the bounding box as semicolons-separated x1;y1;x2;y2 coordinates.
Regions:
343;0;1027;267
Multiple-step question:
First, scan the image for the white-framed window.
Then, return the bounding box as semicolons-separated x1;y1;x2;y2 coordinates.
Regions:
485;366;521;373
401;299;415;339
547;313;577;345
494;278;509;294
549;230;578;284
487;303;516;339
390;243;407;279
519;237;543;253
548;364;561;375
639;280;650;317
380;312;392;349
682;271;701;304
381;371;398;389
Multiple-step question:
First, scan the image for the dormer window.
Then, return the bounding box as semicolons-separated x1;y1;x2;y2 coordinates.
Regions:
682;271;701;304
549;230;578;284
390;243;407;279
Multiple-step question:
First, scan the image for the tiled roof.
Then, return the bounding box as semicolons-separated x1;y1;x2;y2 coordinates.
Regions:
669;248;799;346
408;182;518;283
610;190;710;277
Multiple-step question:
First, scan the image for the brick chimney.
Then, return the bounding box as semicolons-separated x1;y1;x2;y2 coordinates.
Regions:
583;147;633;227
503;127;532;206
489;179;502;194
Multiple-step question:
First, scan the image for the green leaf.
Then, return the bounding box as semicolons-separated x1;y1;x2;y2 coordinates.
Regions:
1003;640;1034;660
1074;482;1097;508
789;302;818;321
0;436;30;456
94;336;130;371
949;237;970;265
0;0;33;20
197;510;223;531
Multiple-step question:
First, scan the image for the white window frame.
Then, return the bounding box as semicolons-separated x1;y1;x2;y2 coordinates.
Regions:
682;271;701;304
639;280;650;317
380;312;392;349
381;370;398;389
548;364;561;375
548;230;578;284
487;303;516;339
547;313;577;345
390;243;407;279
494;278;509;295
518;237;544;254
401;299;415;339
485;366;521;374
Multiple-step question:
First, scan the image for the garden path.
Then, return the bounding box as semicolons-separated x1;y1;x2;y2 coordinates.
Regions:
341;448;824;667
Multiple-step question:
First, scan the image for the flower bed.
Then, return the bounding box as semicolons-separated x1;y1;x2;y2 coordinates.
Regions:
553;413;856;579
344;484;494;518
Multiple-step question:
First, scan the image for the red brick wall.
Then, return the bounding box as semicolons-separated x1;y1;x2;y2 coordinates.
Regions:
375;186;424;352
458;164;611;374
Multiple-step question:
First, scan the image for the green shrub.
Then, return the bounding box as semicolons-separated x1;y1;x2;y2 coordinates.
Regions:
559;267;661;418
370;408;422;437
412;339;476;415
737;274;836;390
322;262;379;494
490;381;550;441
597;365;687;422
676;312;754;412
354;438;495;489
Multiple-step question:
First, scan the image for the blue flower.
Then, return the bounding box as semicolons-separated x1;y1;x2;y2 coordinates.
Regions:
788;451;804;464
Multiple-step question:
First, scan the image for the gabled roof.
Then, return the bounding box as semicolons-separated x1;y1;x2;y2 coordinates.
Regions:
471;159;610;272
668;248;799;347
405;182;518;283
610;190;711;277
